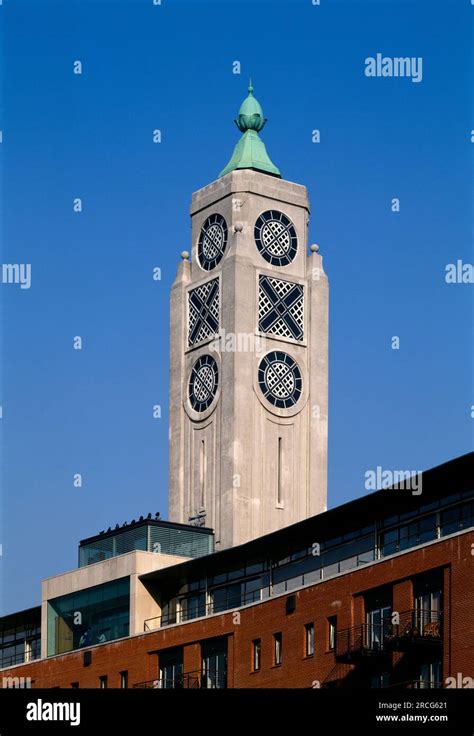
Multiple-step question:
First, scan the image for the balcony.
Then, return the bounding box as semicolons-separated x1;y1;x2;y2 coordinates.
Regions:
144;589;265;631
383;609;442;653
0;639;41;670
133;669;226;689
335;623;390;663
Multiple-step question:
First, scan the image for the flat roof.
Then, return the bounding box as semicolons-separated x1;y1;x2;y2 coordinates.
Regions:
80;518;214;547
0;606;41;626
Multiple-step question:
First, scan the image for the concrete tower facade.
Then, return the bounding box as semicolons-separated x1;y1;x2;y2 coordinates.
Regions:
168;85;328;549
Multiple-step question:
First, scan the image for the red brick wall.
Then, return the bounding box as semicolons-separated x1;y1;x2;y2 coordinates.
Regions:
2;532;473;689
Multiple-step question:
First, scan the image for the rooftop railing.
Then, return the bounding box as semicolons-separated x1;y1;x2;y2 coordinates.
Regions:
0;649;41;669
144;589;265;631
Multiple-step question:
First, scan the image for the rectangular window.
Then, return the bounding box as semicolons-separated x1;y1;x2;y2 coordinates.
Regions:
415;589;442;635
379;515;437;557
0;620;40;669
120;671;128;689
160;648;184;689
179;592;206;622
366;605;392;652
71;682;79;689
277;437;283;506
99;675;108;689
201;637;227;689
47;577;130;657
274;633;282;665
305;623;314;656
328;617;337;651
200;439;205;509
419;661;441;688
252;639;261;672
211;583;242;614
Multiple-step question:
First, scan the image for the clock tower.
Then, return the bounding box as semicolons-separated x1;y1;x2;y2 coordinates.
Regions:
168;83;328;549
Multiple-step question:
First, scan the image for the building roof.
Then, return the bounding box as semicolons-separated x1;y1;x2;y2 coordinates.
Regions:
140;452;473;587
79;517;213;547
0;605;41;627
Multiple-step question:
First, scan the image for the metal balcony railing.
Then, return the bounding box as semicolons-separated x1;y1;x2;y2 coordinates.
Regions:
0;650;41;668
143;616;161;632
144;589;266;631
336;610;442;662
383;609;442;651
133;669;226;689
335;623;391;662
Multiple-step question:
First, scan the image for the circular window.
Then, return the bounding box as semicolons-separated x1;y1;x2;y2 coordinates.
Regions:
198;213;228;271
258;351;302;409
254;210;298;266
189;355;219;412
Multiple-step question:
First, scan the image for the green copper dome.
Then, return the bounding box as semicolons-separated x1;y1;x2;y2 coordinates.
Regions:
236;80;266;132
219;81;281;179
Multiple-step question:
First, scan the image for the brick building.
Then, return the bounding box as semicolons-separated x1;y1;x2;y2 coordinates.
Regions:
1;453;473;689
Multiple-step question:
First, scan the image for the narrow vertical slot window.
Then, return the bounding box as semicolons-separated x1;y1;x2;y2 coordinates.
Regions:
200;439;205;509
277;437;283;507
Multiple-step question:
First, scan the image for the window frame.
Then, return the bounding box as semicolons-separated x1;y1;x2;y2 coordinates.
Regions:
305;623;314;657
273;632;282;666
252;638;261;672
328;616;337;651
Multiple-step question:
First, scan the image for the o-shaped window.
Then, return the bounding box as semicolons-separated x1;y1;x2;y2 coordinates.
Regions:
254;210;297;266
189;354;219;412
258;351;302;409
198;213;228;271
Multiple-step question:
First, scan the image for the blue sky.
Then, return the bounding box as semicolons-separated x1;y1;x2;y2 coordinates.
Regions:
1;0;472;614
